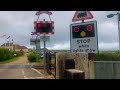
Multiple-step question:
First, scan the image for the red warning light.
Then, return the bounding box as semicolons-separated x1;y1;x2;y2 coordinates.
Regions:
40;32;43;34
74;27;79;32
37;23;42;28
46;32;49;34
47;23;50;28
52;32;54;34
87;25;92;31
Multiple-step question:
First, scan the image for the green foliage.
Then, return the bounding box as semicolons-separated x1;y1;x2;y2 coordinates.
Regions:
95;52;120;61
0;48;24;62
0;48;14;61
27;52;37;62
13;50;24;57
28;48;34;52
27;51;44;63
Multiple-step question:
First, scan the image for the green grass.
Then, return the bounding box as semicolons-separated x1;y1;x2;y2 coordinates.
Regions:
38;58;44;64
95;52;120;61
0;57;19;64
51;60;55;64
38;59;55;64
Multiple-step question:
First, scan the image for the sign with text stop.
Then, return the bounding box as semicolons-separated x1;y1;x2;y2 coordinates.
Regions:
70;21;98;53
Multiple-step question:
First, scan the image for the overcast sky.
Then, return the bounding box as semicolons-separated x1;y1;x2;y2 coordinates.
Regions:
0;11;119;51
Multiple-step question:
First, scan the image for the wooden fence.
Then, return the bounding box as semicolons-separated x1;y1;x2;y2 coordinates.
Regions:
94;61;120;79
46;52;56;78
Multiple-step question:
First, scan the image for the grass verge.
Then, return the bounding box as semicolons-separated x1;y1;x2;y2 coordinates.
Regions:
38;58;44;64
0;57;19;64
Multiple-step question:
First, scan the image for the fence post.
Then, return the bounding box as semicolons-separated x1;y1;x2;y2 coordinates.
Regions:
49;52;51;75
88;53;95;79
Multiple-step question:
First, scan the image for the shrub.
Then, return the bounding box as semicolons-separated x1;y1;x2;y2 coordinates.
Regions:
13;51;24;57
27;52;41;62
0;48;24;62
0;48;14;61
27;52;36;62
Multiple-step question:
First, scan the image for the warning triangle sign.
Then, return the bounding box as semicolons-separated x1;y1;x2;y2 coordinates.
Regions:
72;11;94;22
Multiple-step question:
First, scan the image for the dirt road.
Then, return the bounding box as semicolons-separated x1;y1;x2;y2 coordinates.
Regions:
0;54;44;79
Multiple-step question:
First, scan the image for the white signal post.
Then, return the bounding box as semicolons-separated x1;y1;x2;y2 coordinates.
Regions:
43;19;46;75
34;11;53;76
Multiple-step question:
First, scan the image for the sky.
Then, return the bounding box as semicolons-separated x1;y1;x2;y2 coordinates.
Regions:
0;11;119;51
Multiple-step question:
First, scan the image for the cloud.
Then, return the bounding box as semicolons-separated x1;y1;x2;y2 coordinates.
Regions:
47;42;70;50
99;42;118;51
0;11;120;51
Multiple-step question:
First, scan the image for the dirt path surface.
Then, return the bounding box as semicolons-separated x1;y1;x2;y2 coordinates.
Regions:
0;53;45;79
6;53;29;65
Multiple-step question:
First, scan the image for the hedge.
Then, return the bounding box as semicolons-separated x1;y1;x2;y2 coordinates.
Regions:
95;52;120;61
0;48;24;61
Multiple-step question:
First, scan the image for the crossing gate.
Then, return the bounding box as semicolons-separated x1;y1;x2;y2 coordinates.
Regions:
46;52;56;78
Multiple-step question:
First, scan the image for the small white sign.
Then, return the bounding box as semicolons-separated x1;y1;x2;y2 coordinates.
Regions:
40;36;50;41
30;38;40;45
70;21;98;53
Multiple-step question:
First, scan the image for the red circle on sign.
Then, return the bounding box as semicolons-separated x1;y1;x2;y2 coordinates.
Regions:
87;25;92;31
74;27;79;32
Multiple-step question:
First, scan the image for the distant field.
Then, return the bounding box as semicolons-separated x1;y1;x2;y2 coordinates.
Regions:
29;49;120;61
95;51;120;61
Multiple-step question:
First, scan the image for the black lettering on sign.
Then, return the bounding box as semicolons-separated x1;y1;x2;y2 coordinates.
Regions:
77;39;91;44
87;45;89;47
77;40;80;44
77;11;87;18
89;49;92;52
93;49;96;52
79;45;81;48
82;49;84;52
88;39;90;43
85;49;89;52
83;40;87;43
73;49;77;52
79;45;89;48
82;45;84;48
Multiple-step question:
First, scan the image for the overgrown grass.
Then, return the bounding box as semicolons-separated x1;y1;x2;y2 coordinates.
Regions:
38;58;44;64
51;60;55;64
27;52;44;63
0;57;19;64
95;51;120;61
0;48;24;63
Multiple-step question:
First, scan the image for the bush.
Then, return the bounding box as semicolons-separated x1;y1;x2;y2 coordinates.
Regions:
13;51;24;57
0;48;14;61
27;51;42;62
27;52;36;62
0;48;24;62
